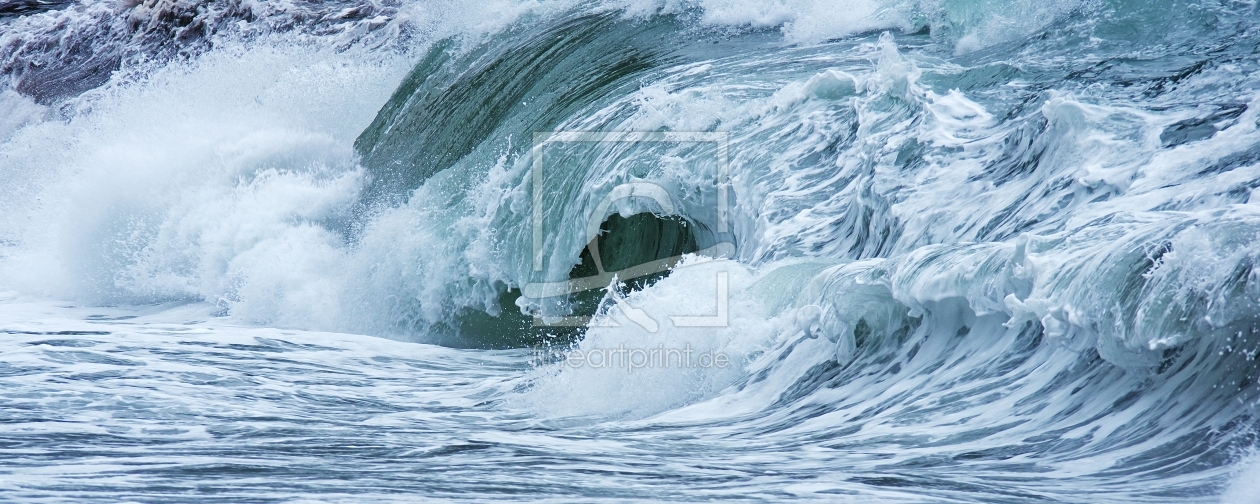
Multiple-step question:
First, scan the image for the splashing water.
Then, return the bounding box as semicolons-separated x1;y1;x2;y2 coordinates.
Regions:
2;0;1260;501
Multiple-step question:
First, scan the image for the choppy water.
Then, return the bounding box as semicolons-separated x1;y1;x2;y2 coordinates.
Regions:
3;0;1260;501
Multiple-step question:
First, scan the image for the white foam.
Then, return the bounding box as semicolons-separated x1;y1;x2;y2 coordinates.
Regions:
522;257;780;419
0;41;409;318
624;0;1082;51
1222;451;1260;504
0;90;44;142
693;0;900;44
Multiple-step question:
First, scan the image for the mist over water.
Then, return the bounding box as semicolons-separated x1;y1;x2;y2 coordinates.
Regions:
2;0;1260;501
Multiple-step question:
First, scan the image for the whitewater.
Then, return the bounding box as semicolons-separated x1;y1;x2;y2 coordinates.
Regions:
3;0;1260;501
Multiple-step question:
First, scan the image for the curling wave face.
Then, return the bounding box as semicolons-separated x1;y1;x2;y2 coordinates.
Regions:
2;0;1260;500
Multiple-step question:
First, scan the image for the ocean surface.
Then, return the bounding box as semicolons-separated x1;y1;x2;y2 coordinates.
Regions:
3;0;1260;501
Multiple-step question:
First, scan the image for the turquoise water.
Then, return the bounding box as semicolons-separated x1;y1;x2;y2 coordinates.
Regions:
2;0;1260;501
